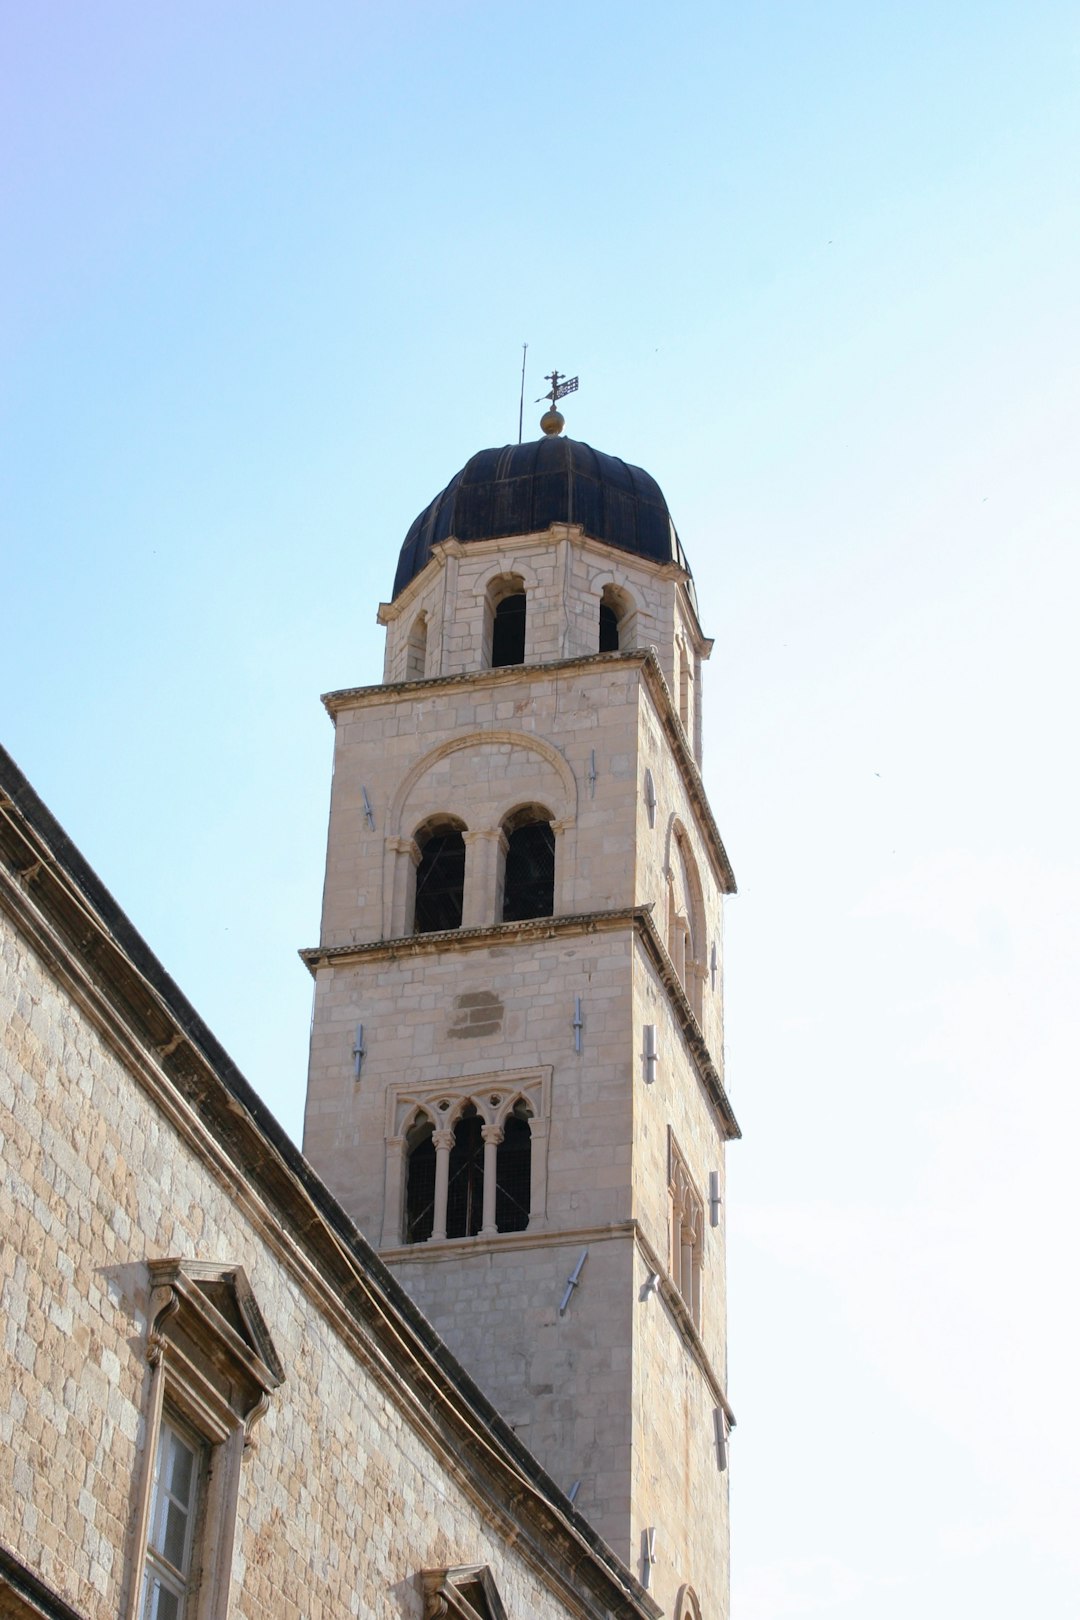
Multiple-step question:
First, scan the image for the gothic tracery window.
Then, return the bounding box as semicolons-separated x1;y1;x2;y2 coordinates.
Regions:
401;1091;536;1244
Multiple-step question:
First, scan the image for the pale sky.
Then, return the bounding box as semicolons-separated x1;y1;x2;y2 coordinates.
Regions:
3;4;1079;1614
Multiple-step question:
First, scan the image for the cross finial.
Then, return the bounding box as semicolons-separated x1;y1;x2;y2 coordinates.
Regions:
536;370;579;406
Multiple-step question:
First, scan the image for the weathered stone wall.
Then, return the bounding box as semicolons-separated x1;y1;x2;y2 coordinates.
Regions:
388;1232;636;1565
0;906;621;1620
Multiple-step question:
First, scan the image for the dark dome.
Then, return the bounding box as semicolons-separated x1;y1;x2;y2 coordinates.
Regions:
393;436;687;599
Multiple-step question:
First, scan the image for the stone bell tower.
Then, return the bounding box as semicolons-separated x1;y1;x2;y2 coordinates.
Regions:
301;406;740;1618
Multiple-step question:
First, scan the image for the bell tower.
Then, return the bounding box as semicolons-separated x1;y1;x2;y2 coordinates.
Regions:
302;411;740;1617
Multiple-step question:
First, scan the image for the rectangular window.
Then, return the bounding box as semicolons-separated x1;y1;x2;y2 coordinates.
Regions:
142;1416;206;1620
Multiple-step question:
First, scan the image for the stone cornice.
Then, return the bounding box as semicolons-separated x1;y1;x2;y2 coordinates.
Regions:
632;907;741;1140
321;648;737;895
300;906;741;1141
0;747;659;1620
300;905;643;967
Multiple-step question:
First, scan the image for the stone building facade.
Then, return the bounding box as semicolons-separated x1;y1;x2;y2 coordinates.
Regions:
1;423;739;1620
303;430;740;1618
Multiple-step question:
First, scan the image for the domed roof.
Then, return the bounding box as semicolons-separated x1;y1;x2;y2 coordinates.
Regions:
392;436;687;600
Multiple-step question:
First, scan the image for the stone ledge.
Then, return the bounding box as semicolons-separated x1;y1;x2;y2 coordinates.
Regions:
301;906;741;1141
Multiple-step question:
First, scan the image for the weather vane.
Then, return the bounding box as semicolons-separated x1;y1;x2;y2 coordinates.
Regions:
535;369;579;437
537;370;579;406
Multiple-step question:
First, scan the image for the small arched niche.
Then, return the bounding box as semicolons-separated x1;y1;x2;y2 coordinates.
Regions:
413;816;467;934
485;574;527;668
500;805;556;922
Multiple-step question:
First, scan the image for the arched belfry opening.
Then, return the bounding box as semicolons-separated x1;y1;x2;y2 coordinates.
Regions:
413;817;467;934
599;584;634;653
500;806;555;922
486;575;527;668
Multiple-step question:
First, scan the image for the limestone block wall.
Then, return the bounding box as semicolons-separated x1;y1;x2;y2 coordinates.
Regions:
0;908;624;1620
632;688;726;1061
319;663;645;947
631;940;729;1382
630;1244;730;1620
303;930;637;1242
628;941;731;1620
387;1232;636;1568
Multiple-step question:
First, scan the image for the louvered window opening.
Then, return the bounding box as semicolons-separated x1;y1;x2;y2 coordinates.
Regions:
502;822;555;922
599;601;620;652
491;593;526;667
414;830;465;933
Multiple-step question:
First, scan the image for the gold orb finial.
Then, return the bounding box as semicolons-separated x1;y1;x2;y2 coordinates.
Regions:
535;370;578;437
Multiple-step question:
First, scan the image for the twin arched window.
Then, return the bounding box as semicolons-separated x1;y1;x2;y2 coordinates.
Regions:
412;808;555;934
405;1098;533;1243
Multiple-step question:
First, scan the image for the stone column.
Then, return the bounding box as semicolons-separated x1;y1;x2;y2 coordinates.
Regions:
462;827;507;929
385;837;420;938
480;1125;504;1236
549;817;573;915
431;1129;454;1241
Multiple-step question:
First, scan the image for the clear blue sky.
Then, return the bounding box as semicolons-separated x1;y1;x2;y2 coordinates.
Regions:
3;4;1078;1614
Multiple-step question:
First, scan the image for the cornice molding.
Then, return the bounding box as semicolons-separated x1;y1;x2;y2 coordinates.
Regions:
321;648;736;895
300;905;740;1141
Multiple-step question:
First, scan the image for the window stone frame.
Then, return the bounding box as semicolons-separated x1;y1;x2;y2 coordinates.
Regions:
384;1068;550;1248
667;1131;705;1329
421;1564;509;1620
126;1260;283;1620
